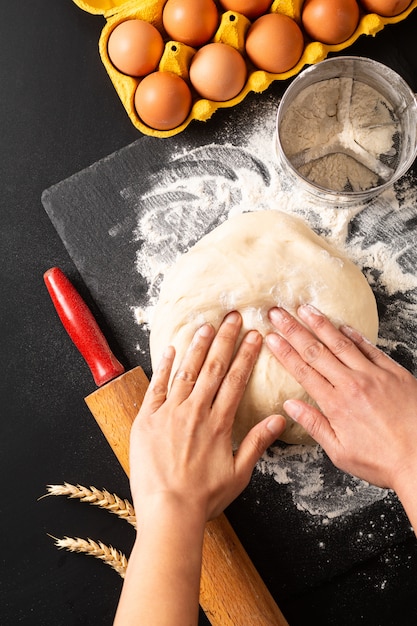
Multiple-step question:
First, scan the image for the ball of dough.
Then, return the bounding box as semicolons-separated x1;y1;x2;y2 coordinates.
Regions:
149;210;378;445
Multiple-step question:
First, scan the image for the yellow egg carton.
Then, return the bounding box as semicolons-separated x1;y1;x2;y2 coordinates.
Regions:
73;0;417;137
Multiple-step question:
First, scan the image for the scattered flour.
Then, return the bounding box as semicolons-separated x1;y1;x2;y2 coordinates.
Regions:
120;95;417;522
257;444;389;521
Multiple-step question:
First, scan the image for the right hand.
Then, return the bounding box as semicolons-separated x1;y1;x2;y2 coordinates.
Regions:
265;304;417;495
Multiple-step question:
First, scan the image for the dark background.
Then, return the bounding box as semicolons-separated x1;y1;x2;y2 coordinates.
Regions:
1;1;417;624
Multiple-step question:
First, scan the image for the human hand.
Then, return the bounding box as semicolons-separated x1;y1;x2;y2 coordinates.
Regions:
265;305;417;494
130;311;285;522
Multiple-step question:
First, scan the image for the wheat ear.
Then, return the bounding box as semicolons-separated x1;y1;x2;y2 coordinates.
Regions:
42;483;136;528
50;535;128;578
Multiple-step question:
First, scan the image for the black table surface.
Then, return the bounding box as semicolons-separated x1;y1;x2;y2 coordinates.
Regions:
2;2;417;625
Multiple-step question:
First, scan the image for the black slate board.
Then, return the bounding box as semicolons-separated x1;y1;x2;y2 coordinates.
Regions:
42;83;417;620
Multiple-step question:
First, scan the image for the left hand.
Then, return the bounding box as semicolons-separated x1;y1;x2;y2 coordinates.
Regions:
129;311;285;521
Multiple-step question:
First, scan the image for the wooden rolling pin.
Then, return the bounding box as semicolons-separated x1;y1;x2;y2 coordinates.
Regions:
44;267;289;626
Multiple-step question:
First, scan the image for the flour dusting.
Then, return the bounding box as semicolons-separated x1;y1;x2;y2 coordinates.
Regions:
257;444;389;521
120;95;417;522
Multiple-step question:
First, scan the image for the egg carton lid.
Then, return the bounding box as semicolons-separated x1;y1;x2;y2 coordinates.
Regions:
72;0;161;19
73;0;417;22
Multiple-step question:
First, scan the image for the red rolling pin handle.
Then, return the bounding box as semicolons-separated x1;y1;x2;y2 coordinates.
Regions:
44;267;125;387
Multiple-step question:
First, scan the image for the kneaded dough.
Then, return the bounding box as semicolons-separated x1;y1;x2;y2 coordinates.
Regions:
149;210;378;445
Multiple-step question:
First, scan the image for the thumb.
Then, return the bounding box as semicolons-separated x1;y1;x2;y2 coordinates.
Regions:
284;399;336;449
234;415;286;487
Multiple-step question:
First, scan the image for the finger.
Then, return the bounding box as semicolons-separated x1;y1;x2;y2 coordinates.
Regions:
269;306;365;382
340;324;400;372
284;399;338;451
233;415;286;492
139;345;176;416
168;323;216;404
265;330;334;398
297;304;376;372
211;329;263;420
192;311;243;406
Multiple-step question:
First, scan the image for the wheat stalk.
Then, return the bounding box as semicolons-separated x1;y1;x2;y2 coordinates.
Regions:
42;483;137;528
50;535;128;578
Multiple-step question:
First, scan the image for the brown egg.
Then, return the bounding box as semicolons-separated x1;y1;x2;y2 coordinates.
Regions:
359;0;411;16
245;14;304;74
162;0;219;47
134;72;193;130
189;42;247;101
302;0;360;45
107;19;164;77
218;0;272;20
